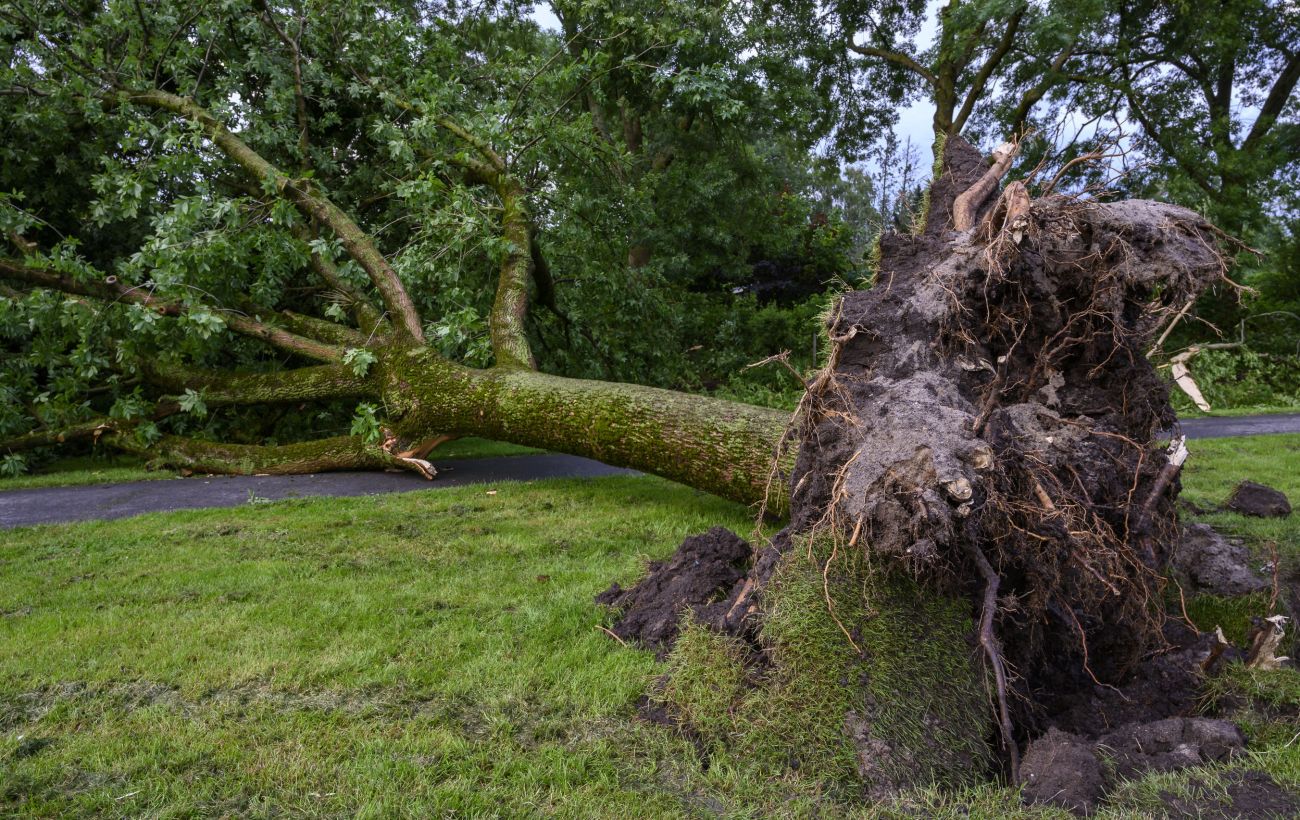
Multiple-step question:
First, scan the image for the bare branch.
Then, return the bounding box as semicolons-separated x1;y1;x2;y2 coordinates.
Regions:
1243;48;1300;153
846;41;937;88
952;7;1025;134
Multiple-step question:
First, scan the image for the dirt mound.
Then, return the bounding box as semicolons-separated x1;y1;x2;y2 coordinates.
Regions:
1226;480;1292;518
1020;718;1246;814
596;526;751;652
1019;728;1104;814
1172;523;1268;596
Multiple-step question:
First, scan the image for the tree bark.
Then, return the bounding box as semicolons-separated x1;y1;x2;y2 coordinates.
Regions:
372;350;791;510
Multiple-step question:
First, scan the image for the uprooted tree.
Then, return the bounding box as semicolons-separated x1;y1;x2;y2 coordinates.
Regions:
0;0;1279;806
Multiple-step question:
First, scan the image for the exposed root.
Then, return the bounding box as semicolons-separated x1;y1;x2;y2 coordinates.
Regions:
964;538;1021;783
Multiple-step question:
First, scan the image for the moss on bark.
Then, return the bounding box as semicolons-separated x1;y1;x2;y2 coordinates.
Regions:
376;348;791;509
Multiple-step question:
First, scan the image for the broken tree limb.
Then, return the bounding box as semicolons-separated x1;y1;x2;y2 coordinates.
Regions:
1137;435;1188;533
1246;615;1291;670
1163;342;1244;412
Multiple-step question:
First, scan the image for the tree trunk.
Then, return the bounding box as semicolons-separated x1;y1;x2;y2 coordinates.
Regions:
374;349;791;510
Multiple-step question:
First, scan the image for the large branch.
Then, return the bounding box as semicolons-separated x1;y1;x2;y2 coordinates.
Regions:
383;352;792;511
107;432;432;478
1243;48;1300;154
952;6;1025;134
1008;37;1077;135
139;361;374;407
276;310;368;348
120;89;426;343
0;419;115;454
0;258;345;363
846;41;937;87
486;178;536;370
387;91;536;369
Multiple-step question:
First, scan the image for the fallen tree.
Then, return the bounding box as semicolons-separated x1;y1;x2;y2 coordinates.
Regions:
600;136;1252;803
3;4;1289;811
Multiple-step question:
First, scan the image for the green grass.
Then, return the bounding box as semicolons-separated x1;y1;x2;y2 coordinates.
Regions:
0;455;169;491
1180;433;1300;557
0;438;539;493
1;436;1297;816
0;476;752;816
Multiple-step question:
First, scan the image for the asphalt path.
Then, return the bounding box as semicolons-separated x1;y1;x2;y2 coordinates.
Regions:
1171;412;1300;440
1;413;1297;530
0;454;636;530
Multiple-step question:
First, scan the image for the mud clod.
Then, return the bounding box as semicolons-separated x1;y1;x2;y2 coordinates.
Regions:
1172;523;1269;596
1098;717;1245;778
1020;728;1104;814
1020;718;1246;814
1226;481;1292;518
596;526;751;652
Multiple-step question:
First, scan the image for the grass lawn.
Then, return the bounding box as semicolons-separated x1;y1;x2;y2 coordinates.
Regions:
0;438;540;493
1;438;1298;817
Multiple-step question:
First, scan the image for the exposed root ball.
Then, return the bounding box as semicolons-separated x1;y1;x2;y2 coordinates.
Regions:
600;136;1240;798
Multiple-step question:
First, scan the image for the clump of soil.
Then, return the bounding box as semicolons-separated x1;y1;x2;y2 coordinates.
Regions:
1020;718;1246;814
1172;523;1269;596
1226;480;1292;518
1018;728;1105;814
596;526;750;653
600;136;1261;802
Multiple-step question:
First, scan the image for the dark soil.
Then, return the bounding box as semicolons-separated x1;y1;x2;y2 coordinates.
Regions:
1173;523;1269;596
595;526;750;653
1164;770;1300;820
1226;480;1293;518
1043;625;1229;736
1021;719;1246;815
1019;728;1104;814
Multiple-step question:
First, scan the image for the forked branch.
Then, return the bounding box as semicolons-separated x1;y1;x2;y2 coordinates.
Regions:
120;89;426;343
